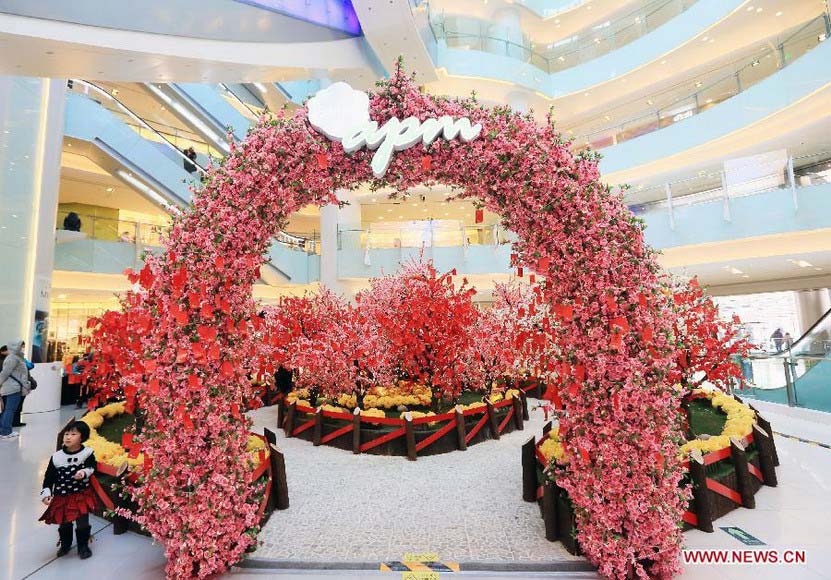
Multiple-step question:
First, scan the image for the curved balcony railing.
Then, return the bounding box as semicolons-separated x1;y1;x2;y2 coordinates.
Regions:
337;222;515;251
430;0;697;75
574;13;831;149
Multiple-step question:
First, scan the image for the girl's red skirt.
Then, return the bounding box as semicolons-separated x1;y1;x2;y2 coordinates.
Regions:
39;487;99;525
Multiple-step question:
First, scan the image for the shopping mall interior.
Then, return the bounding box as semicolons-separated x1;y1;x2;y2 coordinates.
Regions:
1;1;830;579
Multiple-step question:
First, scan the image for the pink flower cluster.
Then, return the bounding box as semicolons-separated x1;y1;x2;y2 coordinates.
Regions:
88;60;700;578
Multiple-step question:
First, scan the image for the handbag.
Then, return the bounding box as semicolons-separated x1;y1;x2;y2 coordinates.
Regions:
10;375;32;397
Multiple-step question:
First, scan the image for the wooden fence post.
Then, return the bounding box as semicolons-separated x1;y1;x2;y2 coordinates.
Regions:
352;408;361;454
455;407;467;451
263;427;277;448
520;390;529;421
755;415;779;466
542;481;559;541
542;420;552;436
284;402;296;437
557;486;579;555
522;437;537;502
512;396;524;430
753;425;778;487
486;400;500;440
730;438;756;509
269;444;289;510
404;413;417;461
688;450;714;532
277;400;285;432
312;408;323;446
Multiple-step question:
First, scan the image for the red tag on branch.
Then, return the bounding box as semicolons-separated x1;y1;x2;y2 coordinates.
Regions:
122;433;133;448
197;325;217;341
610;316;630;333
641;325;654;344
475;208;484;224
187;375;200;390
553;304;574;322
315;152;328;169
605;295;617;312
147;378;160;395
517;266;523;278
421;155;431;171
220;361;234;377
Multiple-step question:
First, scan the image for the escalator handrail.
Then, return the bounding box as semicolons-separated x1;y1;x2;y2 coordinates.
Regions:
746;305;831;360
73;79;208;175
218;83;263;120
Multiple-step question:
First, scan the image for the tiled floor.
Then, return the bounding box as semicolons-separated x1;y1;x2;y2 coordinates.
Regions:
3;402;830;579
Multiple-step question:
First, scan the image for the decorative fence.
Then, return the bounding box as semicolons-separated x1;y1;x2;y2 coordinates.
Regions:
57;418;289;535
278;383;542;459
521;395;779;555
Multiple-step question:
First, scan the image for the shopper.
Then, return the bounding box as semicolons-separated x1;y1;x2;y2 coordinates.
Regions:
40;421;98;559
63;212;82;232
183;147;198;174
784;332;794;351
770;328;784;352
13;356;36;428
0;340;29;439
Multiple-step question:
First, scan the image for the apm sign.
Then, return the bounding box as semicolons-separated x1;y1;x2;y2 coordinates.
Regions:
307;82;482;178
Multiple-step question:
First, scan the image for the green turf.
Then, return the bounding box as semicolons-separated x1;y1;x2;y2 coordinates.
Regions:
97;412;135;443
686;398;727;439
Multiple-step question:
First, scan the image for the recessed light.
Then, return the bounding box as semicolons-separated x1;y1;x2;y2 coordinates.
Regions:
775;11;783;16
705;98;713;103
751;59;760;67
386;209;392;213
756;7;763;13
584;92;590;97
603;115;611;121
746;5;754;11
660;60;667;65
444;212;449;216
646;99;654;105
701;36;709;42
695;81;703;88
105;187;114;192
57;294;67;299
111;88;119;96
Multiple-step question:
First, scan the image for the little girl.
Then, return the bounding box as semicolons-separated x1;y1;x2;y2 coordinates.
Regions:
40;420;98;559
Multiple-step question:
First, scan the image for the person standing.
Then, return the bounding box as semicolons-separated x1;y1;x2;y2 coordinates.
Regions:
784;332;794;351
0;340;29;439
13;356;36;427
770;328;784;352
40;421;98;559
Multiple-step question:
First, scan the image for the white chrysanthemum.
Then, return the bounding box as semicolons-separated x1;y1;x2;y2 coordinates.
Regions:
307;82;370;141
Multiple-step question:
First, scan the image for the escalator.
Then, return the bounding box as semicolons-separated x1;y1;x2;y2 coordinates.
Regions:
63;80;314;284
741;305;831;412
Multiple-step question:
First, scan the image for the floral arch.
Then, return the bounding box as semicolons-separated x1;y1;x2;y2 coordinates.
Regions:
123;63;688;579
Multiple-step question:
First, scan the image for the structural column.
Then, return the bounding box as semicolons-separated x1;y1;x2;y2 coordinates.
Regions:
319;190;362;297
0;77;65;358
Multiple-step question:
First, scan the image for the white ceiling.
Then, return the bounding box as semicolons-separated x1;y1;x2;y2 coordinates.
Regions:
0;0;357;42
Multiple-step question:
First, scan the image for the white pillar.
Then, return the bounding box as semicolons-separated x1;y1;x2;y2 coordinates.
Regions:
0;77;65;360
319;191;361;297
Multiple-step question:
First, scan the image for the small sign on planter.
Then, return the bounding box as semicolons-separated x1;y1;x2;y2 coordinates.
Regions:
307;82;482;178
719;527;765;546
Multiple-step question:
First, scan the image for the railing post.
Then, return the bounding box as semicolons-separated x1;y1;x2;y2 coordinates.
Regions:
455;406;467;451
782;359;796;407
352;408;361;454
404;413;417;461
787;156;798;210
719;171;731;222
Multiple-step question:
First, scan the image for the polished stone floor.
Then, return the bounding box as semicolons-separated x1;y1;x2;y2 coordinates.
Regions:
2;401;830;579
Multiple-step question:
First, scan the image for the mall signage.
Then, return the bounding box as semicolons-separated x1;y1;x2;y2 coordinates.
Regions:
307;82;482;178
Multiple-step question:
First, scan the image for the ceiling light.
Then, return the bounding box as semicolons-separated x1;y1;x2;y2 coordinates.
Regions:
695;81;703;88
746;5;754;11
775;11;783;16
660;60;667;65
604;115;611;121
444;212;449;216
756;7;762;13
584;92;590;97
796;260;814;268
386;208;392;213
111;88;119;96
558;56;565;62
105;187;114;192
57;294;67;299
646;99;654;105
702;36;709;42
751;59;760;67
705;98;713;103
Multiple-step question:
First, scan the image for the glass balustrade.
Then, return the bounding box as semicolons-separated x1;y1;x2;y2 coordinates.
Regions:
573;14;830;149
628;150;831;212
337;222;514;251
430;0;698;75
